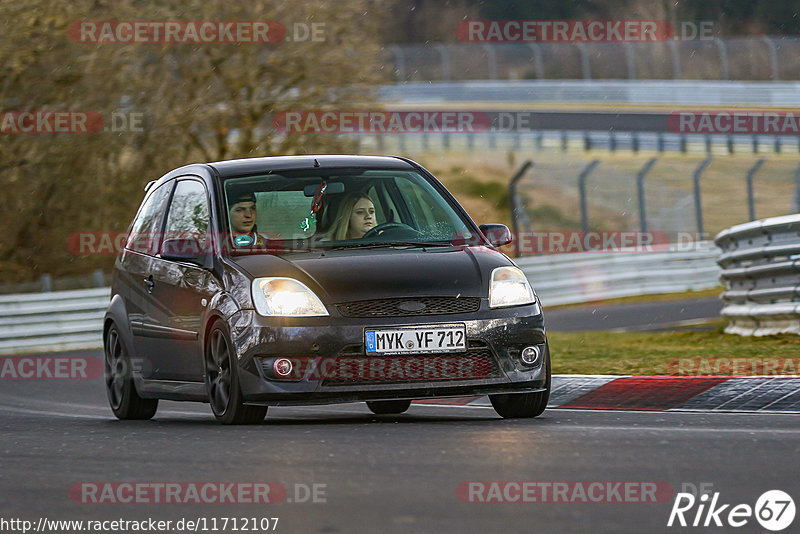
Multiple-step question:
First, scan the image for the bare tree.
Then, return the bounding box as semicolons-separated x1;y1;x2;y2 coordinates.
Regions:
0;0;387;282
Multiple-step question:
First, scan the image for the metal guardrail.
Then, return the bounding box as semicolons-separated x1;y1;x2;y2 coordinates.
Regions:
518;242;721;307
0;245;722;355
716;215;800;336
371;81;800;155
379;80;800;107
0;287;110;355
386;39;800;82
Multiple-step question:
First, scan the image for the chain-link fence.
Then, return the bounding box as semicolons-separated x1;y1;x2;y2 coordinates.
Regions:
506;153;800;253
386;37;800;81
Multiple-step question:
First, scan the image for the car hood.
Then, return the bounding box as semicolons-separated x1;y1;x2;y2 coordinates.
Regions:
230;246;514;303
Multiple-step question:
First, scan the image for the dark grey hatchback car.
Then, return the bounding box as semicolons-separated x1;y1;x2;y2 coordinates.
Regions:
104;155;550;424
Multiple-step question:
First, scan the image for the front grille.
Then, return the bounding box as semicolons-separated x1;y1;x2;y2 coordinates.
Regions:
336;296;481;318
321;341;502;387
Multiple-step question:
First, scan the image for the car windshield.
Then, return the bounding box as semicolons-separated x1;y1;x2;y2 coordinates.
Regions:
221;168;477;252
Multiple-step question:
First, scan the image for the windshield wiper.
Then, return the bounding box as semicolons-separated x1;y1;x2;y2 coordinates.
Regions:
327;241;455;250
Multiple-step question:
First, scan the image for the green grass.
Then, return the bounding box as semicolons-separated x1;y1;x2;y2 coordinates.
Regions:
549;326;800;375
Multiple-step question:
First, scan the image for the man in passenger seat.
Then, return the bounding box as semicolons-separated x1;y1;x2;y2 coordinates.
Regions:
227;191;267;247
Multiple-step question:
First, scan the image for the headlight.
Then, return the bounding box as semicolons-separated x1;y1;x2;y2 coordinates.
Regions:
251;278;328;317
489;266;538;309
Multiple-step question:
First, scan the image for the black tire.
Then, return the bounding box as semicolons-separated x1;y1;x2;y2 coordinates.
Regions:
104;324;158;420
490;342;551;419
205;322;267;425
366;399;412;415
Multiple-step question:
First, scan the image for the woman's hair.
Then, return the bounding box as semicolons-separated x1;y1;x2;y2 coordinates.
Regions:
328;192;372;240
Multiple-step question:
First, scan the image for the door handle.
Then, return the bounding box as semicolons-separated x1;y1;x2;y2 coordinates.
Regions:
143;275;155;293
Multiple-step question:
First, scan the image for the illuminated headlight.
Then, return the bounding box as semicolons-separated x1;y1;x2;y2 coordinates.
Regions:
489;266;539;310
251;278;328;317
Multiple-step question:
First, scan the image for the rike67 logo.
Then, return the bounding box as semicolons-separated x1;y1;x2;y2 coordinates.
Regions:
668;490;795;531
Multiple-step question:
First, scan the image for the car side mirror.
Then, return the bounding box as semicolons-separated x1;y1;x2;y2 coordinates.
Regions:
161;237;204;264
479;224;513;247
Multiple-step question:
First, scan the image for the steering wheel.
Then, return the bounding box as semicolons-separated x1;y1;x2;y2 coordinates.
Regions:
362;222;418;240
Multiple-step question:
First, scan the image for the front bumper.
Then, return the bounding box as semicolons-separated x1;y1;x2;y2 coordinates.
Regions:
227;304;547;405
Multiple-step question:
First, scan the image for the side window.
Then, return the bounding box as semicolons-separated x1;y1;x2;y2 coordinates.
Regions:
394;177;457;238
126;181;173;255
255;190;314;238
395;177;434;224
366;186;387;224
162;180;210;251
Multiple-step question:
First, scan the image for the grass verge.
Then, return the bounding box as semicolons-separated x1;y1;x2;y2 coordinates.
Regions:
549;325;800;376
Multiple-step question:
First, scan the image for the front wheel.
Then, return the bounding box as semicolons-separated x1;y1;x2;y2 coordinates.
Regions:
366;399;412;415
205;322;267;425
104;324;158;420
490;343;551;419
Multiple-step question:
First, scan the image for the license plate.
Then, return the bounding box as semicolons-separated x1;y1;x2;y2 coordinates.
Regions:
365;325;466;355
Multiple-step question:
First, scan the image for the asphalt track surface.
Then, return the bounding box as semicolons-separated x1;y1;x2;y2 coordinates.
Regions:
2;349;799;534
544;297;723;332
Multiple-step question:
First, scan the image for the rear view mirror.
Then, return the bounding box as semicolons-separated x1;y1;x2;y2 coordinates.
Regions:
161;237;203;264
303;182;345;196
479;224;513;247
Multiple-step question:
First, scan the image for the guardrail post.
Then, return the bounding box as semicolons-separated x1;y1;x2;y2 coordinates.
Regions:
680;135;687;153
657;133;665;152
623;42;636;80
561;131;568;151
705;135;712;154
390;45;406;82
751;136;759;154
40;274;52;292
584;132;591;151
482;43;498;80
92;270;105;287
435;44;452;81
636;158;658;232
762;36;780;81
794;162;800;213
727;136;735;154
693;156;713;238
714;39;729;80
746;158;765;221
508;161;533;257
632;133;640;153
527;43;545;80
578;160;600;233
668;41;682;79
609;132;617;152
576;43;591;80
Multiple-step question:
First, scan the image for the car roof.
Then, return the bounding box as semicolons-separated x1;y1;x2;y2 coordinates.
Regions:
206;155;417;177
